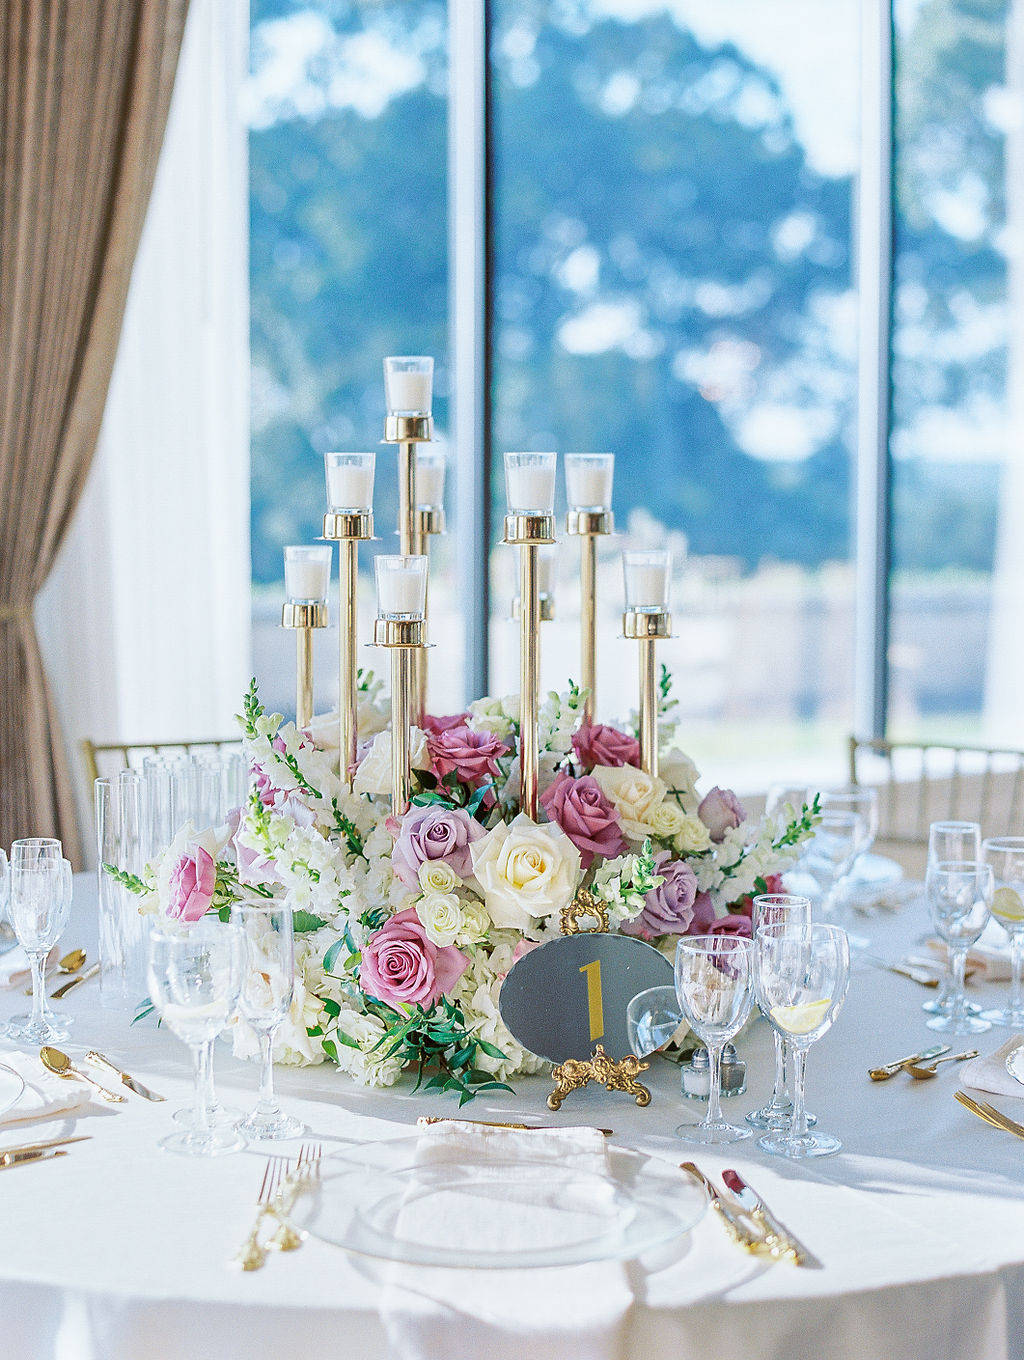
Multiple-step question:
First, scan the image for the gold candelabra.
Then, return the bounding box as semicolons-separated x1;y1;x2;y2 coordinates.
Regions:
504;513;556;819
383;412;433;722
281;600;328;730
373;552;429;816
623;608;670;778
566;509;613;724
322;508;374;786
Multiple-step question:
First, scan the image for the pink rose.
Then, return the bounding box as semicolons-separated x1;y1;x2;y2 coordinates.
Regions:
698;786;746;842
572;723;641;772
688;890;752;939
391;804;485;889
167;845;217;924
422;712;472;736
623;851;698;940
540;772;627;869
360;908;469;1010
428;725;509;787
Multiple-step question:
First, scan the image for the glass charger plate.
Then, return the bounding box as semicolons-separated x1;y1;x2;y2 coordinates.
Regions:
0;1063;26;1121
289;1138;706;1269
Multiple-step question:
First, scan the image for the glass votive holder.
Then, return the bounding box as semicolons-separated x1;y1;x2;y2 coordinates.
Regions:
565;453;614;512
415;447;446;509
623;549;672;613
384;356;433;416
284;546;332;603
505;452;556;516
325;452;375;513
681;1044;747;1100
375;554;428;619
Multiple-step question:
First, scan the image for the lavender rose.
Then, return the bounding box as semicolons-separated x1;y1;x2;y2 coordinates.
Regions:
428;725;509;786
697;786;746;842
622;851;698;940
391;804;486;889
166;845;216;924
540;772;627;869
359;908;469;1010
572;723;641;772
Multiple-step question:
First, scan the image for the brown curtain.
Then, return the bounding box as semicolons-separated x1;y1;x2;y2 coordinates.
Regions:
0;0;190;866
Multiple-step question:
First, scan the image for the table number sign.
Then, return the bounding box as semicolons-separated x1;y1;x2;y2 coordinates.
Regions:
499;889;674;1109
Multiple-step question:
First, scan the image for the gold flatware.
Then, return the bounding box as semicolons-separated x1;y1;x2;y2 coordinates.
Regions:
903;1050;978;1080
39;1046;126;1102
235;1156;288;1272
955;1090;1024;1140
679;1162;769;1254
85;1051;166;1102
0;1135;90;1158
721;1170;821;1268
417;1115;615;1136
24;949;86;994
51;962;100;1000
0;1148;69;1170
862;954;940;988
270;1142;322;1252
868;1044;950;1080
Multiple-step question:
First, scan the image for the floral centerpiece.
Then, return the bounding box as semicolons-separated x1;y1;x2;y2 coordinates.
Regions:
112;669;816;1104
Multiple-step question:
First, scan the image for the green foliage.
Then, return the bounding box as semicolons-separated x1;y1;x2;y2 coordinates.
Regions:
772;795;821;851
102;863;148;896
331;798;366;860
370;996;513;1106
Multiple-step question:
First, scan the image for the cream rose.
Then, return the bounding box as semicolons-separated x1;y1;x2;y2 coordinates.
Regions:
592;765;667;842
470;813;581;931
674;814;713;855
353;726;429;796
643;800;687;840
415;891;464;947
417;859;461;895
456;896;491;946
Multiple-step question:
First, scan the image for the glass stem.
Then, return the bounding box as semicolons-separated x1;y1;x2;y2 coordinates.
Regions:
790;1045;808;1140
29;951;47;1029
1010;935;1024;1018
949;945;969;1024
771;1031;787;1108
193;1041;213;1136
705;1041;725;1127
257;1028;279;1115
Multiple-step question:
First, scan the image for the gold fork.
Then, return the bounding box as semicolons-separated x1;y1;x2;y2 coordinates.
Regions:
235;1156;289;1271
954;1090;1024;1140
270;1143;322;1252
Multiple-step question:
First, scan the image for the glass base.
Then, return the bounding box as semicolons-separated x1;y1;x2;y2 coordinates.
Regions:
926;1012;992;1036
745;1102;817;1130
676;1119;752;1145
758;1129;842;1159
173;1103;243;1131
978;1007;1024;1029
236;1109;307;1142
159;1126;246;1158
923;995;982;1017
3;1013;70;1044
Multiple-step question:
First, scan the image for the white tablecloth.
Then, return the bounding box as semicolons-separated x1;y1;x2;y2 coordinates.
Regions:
1;875;1023;1360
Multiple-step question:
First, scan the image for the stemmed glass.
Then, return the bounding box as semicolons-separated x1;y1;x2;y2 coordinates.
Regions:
925;860;993;1037
147;921;245;1157
673;935;753;1144
3;857;73;1044
801;810;862;921
807;787;878;944
626;985;682;1057
980;838;1024;1029
231;902;306;1140
755;922;850;1158
745;894;812;1131
923;822;982;1018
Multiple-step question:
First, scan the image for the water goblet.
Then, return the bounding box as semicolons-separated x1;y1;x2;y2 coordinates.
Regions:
755;922;850;1158
923;821;983;1018
4;858;73;1044
626;985;683;1058
231;902;306;1140
673;935;753;1144
924;860;993;1037
147;921;245;1157
979;838;1024;1029
745;894;813;1132
802;810;861;918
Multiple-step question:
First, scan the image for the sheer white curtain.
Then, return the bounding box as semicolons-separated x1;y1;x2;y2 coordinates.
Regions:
36;0;251;858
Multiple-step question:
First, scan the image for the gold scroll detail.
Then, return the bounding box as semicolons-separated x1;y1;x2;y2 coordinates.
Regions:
547;1044;651;1111
560;887;609;936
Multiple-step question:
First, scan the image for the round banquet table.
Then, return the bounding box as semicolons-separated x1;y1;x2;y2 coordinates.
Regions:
0;874;1023;1360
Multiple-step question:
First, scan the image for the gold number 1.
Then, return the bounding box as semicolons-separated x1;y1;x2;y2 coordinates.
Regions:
579;959;604;1042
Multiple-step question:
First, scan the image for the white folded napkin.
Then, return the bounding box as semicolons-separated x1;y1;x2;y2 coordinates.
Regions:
0;1050;91;1127
960;1035;1024;1101
0;944;57;990
383;1121;634;1360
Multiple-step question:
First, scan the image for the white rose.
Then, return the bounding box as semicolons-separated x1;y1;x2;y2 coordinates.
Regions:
456;895;491;946
416;891;464;947
352;726;429;796
674;814;713;855
417;860;460;895
660;748;700;804
591;765;667;841
467;695;517;739
642;801;687;840
470;813;581;931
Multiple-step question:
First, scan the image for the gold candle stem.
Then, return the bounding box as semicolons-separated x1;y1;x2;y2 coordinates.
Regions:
580;533;597;725
296;628;314;730
391;646;413;816
399;441;416;557
519;542;541;820
638;637;658;779
411;522;428;724
339;538;358;786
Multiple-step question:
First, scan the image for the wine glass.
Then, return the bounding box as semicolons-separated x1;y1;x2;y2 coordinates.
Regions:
813;787;878;943
980;838;1024;1029
925;860;993;1037
626;985;683;1057
10;838;63;866
755;922;850;1158
231;902;306;1140
801;809;862;920
673;935;753;1144
923;821;983;1018
3;858;73;1044
147;921;245;1156
745;894;813;1131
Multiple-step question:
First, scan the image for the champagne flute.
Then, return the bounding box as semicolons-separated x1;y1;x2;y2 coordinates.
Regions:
626;985;683;1057
980;837;1024;1029
4;858;73;1044
924;821;983;1018
755;922;850;1158
148;921;245;1156
673;935;753;1144
925;860;993;1037
231;902;306;1140
745;894;812;1131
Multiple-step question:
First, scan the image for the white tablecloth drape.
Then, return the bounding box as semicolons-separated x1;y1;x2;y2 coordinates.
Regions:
1;875;1023;1360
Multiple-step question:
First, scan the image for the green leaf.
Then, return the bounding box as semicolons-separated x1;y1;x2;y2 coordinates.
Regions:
131;997;156;1025
322;997;342;1019
321;1038;339;1063
291;911;327;933
322;938;347;974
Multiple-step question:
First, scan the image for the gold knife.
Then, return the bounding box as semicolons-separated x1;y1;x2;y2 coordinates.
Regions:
0;1147;69;1170
52;962;100;1000
417;1116;614;1136
85;1051;166;1102
0;1135;90;1158
722;1170;821;1268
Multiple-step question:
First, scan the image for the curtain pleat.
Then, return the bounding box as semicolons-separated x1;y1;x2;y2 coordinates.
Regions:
0;0;190;865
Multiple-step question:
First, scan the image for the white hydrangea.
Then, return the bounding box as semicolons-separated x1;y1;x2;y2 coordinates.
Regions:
329;1008;406;1088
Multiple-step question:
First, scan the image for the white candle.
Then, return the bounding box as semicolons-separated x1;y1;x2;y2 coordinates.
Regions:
415;451;445;507
326;453;374;511
376;555;427;617
505;453;556;514
623;551;671;611
384;357;433;415
565;453;614;511
284;546;331;602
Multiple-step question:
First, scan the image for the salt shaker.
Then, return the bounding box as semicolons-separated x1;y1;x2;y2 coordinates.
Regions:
681;1043;747;1100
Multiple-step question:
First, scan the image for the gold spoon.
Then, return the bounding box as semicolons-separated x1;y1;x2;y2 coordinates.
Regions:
39;1047;126;1102
903;1049;979;1080
24;949;87;994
